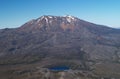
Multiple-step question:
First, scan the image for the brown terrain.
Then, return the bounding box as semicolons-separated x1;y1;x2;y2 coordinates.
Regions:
0;15;120;79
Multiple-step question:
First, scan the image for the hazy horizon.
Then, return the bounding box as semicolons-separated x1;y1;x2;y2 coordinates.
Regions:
0;0;120;29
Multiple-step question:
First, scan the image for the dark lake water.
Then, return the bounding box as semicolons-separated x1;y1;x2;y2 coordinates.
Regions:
48;66;69;71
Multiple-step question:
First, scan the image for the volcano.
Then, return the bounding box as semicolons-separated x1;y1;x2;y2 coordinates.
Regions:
0;15;120;79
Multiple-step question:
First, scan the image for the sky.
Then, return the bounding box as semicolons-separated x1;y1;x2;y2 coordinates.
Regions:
0;0;120;29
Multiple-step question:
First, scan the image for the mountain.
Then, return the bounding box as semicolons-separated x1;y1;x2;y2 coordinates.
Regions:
0;15;120;79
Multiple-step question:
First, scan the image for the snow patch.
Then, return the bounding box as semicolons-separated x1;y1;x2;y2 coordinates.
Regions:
45;17;49;23
66;15;75;20
49;20;53;24
40;16;45;20
37;16;49;23
65;15;76;23
66;18;72;22
27;19;34;24
37;19;41;23
37;16;45;23
48;16;53;18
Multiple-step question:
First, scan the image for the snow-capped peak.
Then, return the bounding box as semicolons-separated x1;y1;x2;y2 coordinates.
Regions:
35;15;78;25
